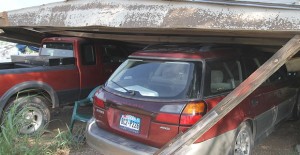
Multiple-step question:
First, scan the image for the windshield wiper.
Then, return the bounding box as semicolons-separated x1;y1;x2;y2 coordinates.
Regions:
111;80;135;95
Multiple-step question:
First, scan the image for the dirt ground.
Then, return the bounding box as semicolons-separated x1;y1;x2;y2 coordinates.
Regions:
253;120;300;155
49;106;300;155
48;106;100;155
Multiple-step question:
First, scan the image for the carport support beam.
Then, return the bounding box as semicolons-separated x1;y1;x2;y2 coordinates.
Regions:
155;35;300;155
0;12;8;26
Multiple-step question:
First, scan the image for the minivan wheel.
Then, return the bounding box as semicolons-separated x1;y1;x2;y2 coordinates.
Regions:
4;96;50;135
233;122;253;155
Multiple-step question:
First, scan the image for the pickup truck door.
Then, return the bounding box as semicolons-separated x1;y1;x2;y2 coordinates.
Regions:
77;44;103;98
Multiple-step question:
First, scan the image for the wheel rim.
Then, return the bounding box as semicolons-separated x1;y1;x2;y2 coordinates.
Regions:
234;129;251;155
19;107;43;134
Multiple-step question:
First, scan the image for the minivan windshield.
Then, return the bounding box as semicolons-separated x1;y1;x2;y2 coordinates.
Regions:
106;59;199;100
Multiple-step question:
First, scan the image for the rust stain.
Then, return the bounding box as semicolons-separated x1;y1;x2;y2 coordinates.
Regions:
161;7;300;30
0;12;9;26
4;0;300;31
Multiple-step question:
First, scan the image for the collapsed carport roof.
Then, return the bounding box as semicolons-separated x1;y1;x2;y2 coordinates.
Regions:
1;0;300;154
0;0;300;46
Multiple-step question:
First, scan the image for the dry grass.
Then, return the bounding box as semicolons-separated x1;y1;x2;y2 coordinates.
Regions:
0;98;86;155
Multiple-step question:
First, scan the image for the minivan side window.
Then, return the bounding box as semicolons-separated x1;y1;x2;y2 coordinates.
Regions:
244;57;270;83
269;65;287;82
81;44;96;65
244;57;287;83
205;59;243;96
244;58;260;77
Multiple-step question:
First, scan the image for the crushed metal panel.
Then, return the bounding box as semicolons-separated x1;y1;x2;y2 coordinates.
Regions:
3;0;300;31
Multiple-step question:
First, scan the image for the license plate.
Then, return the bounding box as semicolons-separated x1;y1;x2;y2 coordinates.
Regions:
119;114;141;134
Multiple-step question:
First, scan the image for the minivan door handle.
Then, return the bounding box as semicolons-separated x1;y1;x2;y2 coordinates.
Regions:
251;99;259;106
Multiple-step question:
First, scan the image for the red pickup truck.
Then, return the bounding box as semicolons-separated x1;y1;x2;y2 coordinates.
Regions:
0;37;129;134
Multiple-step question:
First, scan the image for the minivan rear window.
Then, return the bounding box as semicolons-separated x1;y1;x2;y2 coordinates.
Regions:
105;59;199;100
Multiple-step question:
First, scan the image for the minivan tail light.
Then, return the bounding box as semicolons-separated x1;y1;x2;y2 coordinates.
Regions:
155;104;184;124
155;113;180;124
180;101;206;126
94;97;105;108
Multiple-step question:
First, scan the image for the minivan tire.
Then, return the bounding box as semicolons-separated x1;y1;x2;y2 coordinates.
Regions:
4;96;50;135
232;122;253;155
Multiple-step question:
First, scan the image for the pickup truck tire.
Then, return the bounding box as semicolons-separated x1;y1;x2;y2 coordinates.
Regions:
5;96;50;135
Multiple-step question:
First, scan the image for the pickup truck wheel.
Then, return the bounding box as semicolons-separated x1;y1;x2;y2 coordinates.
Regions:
233;122;253;155
5;96;50;135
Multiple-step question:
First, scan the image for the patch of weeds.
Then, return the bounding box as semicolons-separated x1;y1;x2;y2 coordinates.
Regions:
46;126;86;154
0;95;86;155
0;100;47;155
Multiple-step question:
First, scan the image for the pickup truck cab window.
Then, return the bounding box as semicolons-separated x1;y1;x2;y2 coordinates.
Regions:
81;44;96;65
40;43;74;57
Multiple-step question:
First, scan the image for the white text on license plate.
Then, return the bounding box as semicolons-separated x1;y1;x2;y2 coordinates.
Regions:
119;114;141;133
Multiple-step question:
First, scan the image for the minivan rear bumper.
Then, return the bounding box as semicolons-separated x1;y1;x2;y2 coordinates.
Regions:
86;118;236;155
86;118;158;155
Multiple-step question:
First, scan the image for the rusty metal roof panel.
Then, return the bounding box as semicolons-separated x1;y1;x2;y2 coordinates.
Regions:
2;0;300;31
1;0;300;45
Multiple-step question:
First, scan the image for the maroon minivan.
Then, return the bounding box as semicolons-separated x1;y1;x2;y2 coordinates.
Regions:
86;45;300;155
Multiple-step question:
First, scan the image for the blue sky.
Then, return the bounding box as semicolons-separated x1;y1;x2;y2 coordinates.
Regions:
0;0;63;12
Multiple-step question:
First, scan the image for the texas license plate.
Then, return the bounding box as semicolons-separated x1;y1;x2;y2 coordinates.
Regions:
119;114;141;134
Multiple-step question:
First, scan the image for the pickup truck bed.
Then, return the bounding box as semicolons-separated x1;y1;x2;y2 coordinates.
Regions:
0;62;35;70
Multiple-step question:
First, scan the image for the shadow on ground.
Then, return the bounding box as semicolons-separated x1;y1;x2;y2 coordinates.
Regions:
48;105;300;155
253;120;300;155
